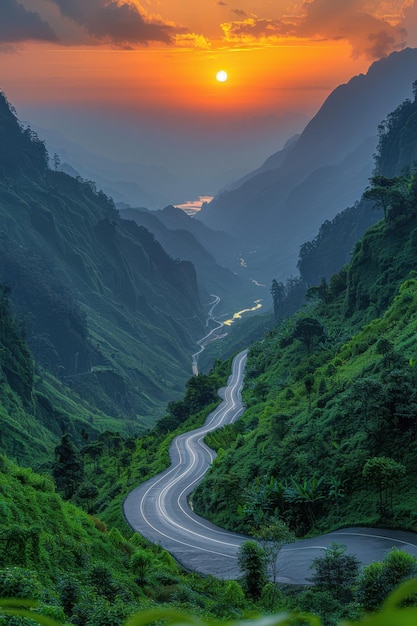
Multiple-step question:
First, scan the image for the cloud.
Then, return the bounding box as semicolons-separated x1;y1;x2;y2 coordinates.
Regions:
297;0;407;58
47;0;179;45
217;1;227;5
0;0;57;43
221;16;291;41
401;0;417;46
221;0;408;58
231;8;247;18
174;33;211;48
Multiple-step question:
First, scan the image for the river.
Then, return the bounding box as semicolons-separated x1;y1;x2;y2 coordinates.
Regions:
192;295;262;374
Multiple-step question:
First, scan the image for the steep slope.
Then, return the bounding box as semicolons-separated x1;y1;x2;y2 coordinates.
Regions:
32;124;186;209
199;47;417;281
0;91;206;434
193;90;417;537
153;204;245;273
119;207;261;312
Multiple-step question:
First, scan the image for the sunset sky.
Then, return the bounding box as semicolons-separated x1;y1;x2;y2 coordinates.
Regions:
2;1;417;201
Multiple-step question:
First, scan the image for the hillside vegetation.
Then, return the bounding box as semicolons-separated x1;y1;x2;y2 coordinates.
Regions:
4;81;417;626
0;90;209;459
193;83;417;538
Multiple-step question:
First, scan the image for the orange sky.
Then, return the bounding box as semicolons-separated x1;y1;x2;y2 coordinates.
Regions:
1;1;417;197
1;40;369;115
3;1;417;114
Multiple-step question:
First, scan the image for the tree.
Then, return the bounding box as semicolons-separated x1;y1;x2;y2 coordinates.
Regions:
52;434;84;499
357;548;417;611
292;317;325;356
304;375;314;411
271;279;285;323
253;518;295;588
309;543;360;602
130;549;152;586
283;473;326;528
363;175;408;221
237;540;268;600
362;456;406;516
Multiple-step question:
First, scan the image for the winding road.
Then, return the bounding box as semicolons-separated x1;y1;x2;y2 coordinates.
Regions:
124;350;417;583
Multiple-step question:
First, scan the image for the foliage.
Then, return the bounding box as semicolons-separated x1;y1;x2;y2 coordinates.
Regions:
0;89;210;460
253;518;295;594
362;457;406;516
4;579;417;625
308;543;360;602
237;540;268;600
357;549;417;612
292;318;325;356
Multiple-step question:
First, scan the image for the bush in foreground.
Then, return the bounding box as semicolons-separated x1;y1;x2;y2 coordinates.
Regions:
2;578;417;626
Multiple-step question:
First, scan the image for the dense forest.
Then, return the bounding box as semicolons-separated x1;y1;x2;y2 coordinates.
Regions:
0;89;208;459
194;83;417;537
3;83;417;626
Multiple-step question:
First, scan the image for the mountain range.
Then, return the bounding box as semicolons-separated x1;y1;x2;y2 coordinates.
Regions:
199;47;417;283
3;45;417;626
0;91;210;458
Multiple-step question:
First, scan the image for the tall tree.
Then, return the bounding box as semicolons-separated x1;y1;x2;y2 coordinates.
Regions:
309;543;360;602
237;540;268;600
292;317;325;356
52;434;84;499
270;279;285;323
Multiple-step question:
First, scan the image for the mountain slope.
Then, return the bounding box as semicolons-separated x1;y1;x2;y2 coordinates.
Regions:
0;91;206;437
120;207;260;312
193;89;417;537
199;47;417;281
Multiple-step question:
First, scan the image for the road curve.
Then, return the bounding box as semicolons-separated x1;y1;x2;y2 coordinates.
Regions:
124;350;417;583
124;350;249;579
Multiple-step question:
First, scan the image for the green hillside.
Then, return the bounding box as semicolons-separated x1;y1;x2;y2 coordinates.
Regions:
4;83;417;626
193;86;417;536
0;91;207;459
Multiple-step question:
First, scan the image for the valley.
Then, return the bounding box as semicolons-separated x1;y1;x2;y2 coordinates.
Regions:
3;42;417;626
124;351;417;583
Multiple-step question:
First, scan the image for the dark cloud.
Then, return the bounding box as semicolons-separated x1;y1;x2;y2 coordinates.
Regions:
231;8;247;18
297;0;406;58
0;0;57;43
222;16;289;40
222;0;407;58
217;1;228;5
48;0;177;44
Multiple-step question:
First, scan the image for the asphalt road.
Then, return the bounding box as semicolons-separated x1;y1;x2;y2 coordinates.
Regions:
124;350;417;583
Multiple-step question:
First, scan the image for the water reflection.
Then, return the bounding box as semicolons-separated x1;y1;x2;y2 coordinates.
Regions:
223;299;263;326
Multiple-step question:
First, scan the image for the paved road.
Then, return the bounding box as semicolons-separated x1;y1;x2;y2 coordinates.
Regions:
124;350;417;583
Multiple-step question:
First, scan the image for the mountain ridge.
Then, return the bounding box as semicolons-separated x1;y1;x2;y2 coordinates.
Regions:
0;91;208;446
199;47;417;282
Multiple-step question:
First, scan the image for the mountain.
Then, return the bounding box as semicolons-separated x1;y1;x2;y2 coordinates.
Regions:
199;47;417;283
4;83;417;626
193;87;417;541
0;91;207;450
31;125;185;209
119;206;262;313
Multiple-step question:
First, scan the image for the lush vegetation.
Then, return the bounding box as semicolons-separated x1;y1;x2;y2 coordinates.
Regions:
193;84;417;540
4;79;417;626
0;89;209;457
4;572;417;626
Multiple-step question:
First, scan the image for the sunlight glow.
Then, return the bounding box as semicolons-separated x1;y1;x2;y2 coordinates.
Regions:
216;70;228;82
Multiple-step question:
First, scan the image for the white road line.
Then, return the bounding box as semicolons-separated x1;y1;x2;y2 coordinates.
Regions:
132;351;248;555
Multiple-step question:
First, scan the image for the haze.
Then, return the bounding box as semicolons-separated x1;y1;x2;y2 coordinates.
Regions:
2;0;417;205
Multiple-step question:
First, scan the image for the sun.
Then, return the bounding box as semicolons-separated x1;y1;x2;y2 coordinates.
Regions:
216;70;228;83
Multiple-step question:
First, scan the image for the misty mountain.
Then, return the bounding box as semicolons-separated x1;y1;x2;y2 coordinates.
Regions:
199;47;417;283
0;92;208;437
30;125;185;209
119;206;260;312
150;205;245;272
